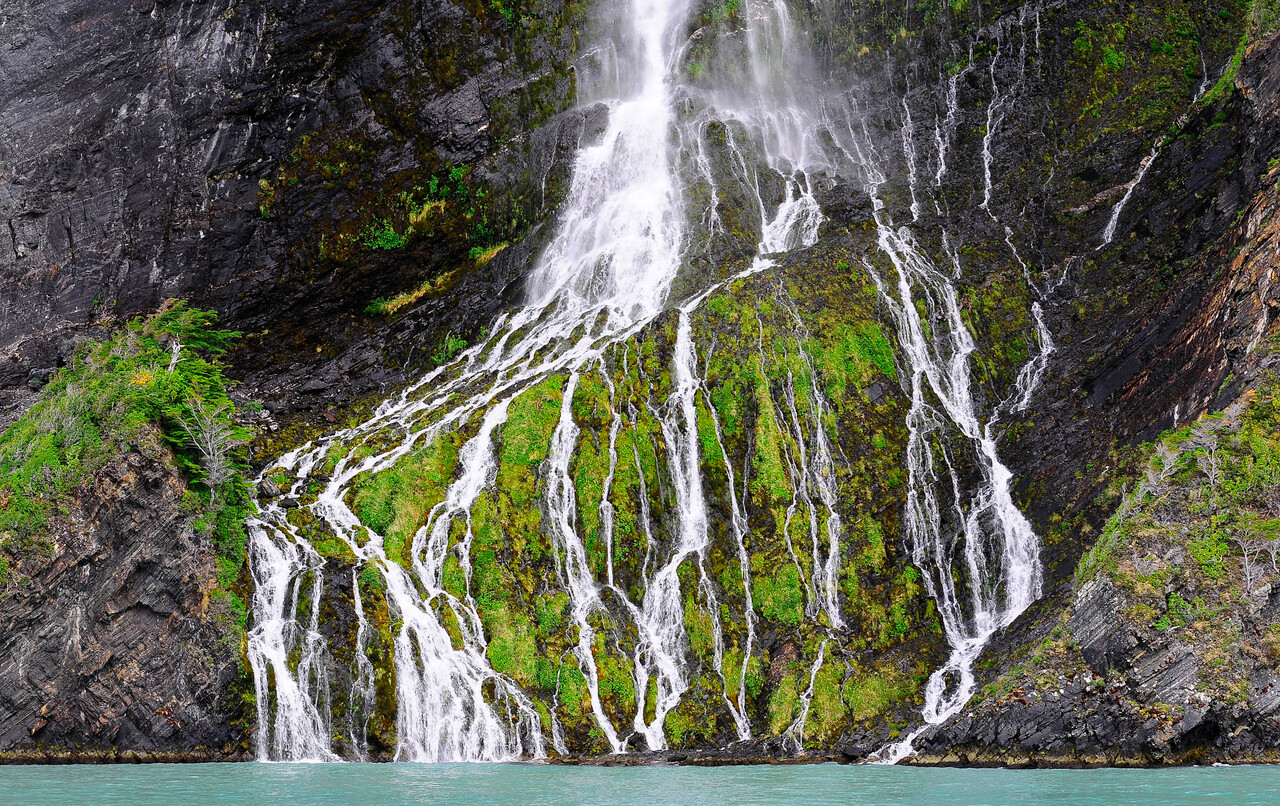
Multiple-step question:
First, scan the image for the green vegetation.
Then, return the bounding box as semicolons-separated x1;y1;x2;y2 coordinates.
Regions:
753;563;805;626
360;219;410;250
1250;0;1280;40
1070;382;1280;702
709;0;740;22
0;302;249;607
469;242;510;267
979;621;1086;702
293;246;939;748
432;333;470;366
1076;386;1280;592
1201;32;1247;104
809;321;898;407
348;433;461;567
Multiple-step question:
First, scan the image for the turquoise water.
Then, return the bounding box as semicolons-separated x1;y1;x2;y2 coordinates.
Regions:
3;762;1279;805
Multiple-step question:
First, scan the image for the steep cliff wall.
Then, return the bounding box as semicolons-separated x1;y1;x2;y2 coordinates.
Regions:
0;446;244;760
0;306;253;759
1;0;1278;764
914;28;1280;766
0;0;590;428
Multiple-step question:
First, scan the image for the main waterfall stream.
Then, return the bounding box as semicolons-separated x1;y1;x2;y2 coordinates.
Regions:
247;0;1051;763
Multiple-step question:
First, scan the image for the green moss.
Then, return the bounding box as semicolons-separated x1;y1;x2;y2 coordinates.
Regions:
802;658;847;745
664;694;720;746
485;603;538;684
557;662;590;717
843;664;919;723
359;564;383;595
595;636;637;714
807;321;896;408
347;432;461;568
536;592;570;637
766;669;801;735
684;597;717;661
495;375;565;562
753;563;804;626
723;647;764;704
360;219;410;250
751;373;792;505
573;431;608;576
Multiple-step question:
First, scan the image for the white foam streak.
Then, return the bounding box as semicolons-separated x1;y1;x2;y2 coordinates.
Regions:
1099;142;1159;247
856;136;1045;762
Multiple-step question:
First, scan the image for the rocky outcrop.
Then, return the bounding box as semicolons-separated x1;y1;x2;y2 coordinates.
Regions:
913;574;1280;766
0;447;244;760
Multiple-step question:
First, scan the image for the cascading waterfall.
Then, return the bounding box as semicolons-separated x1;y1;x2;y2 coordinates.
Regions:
347;570;377;759
247;0;698;760
841;21;1053;755
247;0;845;761
246;0;1058;764
858;184;1046;764
544;375;626;753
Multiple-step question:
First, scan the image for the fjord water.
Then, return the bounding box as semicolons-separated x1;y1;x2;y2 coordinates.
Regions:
7;764;1280;806
247;0;1049;762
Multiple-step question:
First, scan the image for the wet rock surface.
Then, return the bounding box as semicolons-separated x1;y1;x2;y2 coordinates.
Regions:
913;577;1280;767
910;30;1280;768
0;0;588;430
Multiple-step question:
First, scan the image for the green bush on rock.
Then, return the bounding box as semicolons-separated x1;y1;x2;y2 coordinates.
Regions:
0;301;250;604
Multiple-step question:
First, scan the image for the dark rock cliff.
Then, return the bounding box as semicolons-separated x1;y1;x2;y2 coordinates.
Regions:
0;0;588;429
912;29;1280;766
0;446;243;760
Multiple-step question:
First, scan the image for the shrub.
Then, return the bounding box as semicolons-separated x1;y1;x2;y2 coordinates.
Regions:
0;301;249;594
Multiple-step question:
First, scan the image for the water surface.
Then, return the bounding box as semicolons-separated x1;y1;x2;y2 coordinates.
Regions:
4;762;1278;805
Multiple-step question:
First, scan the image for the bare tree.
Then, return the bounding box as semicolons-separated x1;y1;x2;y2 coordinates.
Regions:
179;397;243;509
1145;442;1182;493
166;336;182;374
1265;536;1280;575
1258;482;1280;517
1223;398;1249;429
1181;426;1222;490
1131;543;1161;575
1232;534;1271;597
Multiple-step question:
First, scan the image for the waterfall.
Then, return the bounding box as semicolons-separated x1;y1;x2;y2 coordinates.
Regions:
844;46;1050;758
860;206;1045;764
246;0;1056;763
934;48;973;192
1100;38;1216;249
544;375;626;753
247;0;838;761
1099;142;1160;247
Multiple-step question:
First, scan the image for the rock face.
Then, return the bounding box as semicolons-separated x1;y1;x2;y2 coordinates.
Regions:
0;447;243;759
906;28;1280;768
0;0;587;427
0;0;1278;764
915;575;1280;766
